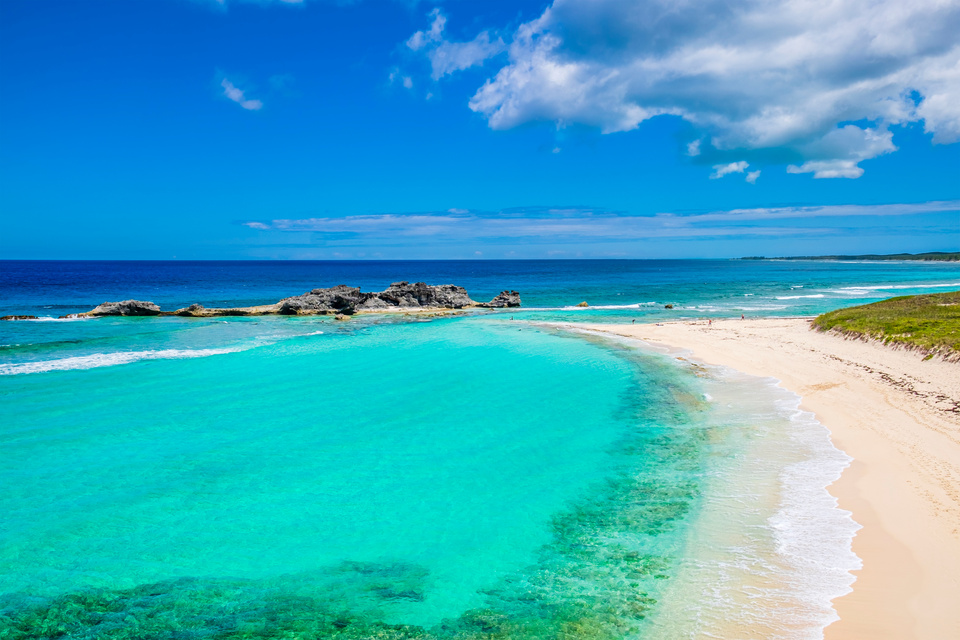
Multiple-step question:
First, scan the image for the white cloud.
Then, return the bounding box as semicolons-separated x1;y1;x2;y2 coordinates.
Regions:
240;200;960;243
429;32;506;80
406;9;446;51
745;170;761;184
711;161;749;179
687;140;701;157
221;78;262;110
786;125;896;178
448;0;960;178
402;76;413;89
407;10;506;80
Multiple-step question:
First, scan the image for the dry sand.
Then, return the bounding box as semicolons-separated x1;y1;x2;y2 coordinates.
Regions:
578;318;960;640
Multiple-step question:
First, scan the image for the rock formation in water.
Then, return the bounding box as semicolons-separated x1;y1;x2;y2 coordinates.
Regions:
480;290;522;308
84;300;162;317
67;282;521;318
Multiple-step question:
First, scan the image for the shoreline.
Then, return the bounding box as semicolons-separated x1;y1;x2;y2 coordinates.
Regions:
573;318;960;639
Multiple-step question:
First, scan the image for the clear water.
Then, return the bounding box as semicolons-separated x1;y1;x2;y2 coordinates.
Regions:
1;259;956;638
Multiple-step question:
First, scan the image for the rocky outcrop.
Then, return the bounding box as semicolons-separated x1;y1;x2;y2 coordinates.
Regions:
174;303;206;317
74;283;521;318
81;300;161;317
172;303;276;317
378;282;476;309
480;291;522;308
277;285;366;315
1;315;39;321
276;282;495;315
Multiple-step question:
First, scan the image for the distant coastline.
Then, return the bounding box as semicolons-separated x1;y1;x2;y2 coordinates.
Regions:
739;251;959;262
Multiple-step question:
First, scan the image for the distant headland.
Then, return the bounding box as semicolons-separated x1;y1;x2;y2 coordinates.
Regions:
5;282;521;320
739;251;959;261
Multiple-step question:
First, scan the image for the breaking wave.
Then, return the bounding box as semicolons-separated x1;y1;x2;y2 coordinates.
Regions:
0;347;247;376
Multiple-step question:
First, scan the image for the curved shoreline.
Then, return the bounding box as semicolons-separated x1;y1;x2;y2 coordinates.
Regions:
573;317;960;639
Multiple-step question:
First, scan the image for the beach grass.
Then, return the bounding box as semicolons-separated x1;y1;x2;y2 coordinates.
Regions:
812;291;960;358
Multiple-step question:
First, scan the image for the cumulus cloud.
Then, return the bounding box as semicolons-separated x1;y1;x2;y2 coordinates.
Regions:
420;0;960;178
711;161;749;179
745;170;761;184
407;9;506;80
221;79;262;110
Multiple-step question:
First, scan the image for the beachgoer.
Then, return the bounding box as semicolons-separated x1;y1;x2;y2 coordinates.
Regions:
632;319;635;324
741;314;744;320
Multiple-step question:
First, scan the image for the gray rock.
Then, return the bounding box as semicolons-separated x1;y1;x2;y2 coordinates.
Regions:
84;300;161;316
174;304;205;317
278;285;366;315
480;291;522;308
377;282;476;308
277;282;480;313
358;296;391;310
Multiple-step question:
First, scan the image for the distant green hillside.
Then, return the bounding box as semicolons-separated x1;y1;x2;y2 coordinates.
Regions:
741;252;959;261
812;291;960;359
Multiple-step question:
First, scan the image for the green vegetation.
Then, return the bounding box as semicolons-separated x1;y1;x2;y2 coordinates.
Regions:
812;291;960;358
741;252;960;261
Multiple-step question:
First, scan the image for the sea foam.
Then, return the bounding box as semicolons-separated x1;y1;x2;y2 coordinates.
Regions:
0;347;246;375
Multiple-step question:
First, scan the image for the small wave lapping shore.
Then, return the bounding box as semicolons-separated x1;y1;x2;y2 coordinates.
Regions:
580;317;960;640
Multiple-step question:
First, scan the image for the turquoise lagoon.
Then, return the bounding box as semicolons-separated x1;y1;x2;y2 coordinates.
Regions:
2;259;958;638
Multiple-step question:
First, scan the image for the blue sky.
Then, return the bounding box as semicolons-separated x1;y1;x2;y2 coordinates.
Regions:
1;0;957;259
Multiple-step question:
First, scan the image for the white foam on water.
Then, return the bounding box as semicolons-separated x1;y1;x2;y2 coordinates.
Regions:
559;302;658;310
766;395;862;635
831;281;960;295
776;294;825;300
0;346;248;375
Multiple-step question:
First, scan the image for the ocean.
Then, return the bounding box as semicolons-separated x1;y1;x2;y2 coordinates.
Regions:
2;259;959;639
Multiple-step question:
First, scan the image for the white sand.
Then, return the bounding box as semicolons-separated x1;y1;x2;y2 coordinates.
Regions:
578;318;960;639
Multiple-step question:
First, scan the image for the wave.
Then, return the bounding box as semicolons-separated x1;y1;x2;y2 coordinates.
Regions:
559;302;658;310
776;294;825;300
0;347;247;376
832;281;960;294
686;304;789;312
767;396;862;635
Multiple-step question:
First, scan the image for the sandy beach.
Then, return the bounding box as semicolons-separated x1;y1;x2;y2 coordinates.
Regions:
579;318;960;640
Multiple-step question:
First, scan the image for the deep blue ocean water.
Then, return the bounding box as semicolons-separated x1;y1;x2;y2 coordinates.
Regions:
4;258;960;319
1;260;958;639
